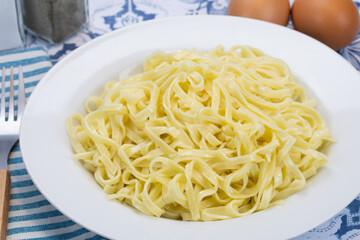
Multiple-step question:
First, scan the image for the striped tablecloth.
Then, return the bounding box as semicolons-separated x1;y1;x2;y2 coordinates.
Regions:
0;47;102;239
1;0;360;239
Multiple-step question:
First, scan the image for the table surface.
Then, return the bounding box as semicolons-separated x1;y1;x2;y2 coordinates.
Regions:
10;0;360;239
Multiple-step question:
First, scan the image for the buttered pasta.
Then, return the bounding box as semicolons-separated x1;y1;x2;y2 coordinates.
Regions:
66;46;333;221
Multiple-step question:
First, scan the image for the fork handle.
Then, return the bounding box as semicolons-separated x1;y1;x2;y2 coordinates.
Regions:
0;169;10;240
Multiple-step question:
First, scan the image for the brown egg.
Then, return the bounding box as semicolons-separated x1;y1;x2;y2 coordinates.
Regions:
292;0;360;51
227;0;290;26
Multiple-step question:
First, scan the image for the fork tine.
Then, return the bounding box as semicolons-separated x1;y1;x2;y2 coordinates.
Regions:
8;67;14;121
17;66;26;121
0;67;5;121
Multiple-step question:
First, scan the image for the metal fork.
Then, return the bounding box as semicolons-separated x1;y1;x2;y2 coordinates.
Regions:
0;67;25;239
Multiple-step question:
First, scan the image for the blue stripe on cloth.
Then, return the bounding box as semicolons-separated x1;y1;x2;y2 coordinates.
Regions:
3;82;40;96
2;66;51;82
29;228;91;240
7;220;76;235
8;210;63;223
10;168;28;176
0;56;51;69
86;235;106;240
0;46;45;57
23;67;51;79
11;190;41;199
11;180;34;188
9;200;50;211
9;157;23;165
25;79;41;88
11;144;20;152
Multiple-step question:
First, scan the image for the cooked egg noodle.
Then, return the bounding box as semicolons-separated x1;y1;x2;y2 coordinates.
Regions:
66;45;333;221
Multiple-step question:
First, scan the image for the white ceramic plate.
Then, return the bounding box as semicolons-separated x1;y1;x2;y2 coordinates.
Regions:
20;16;360;240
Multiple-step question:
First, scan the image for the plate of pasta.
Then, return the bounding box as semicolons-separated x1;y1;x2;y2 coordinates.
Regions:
20;15;360;240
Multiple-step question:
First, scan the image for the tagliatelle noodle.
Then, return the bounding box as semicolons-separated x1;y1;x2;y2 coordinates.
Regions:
66;45;333;221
